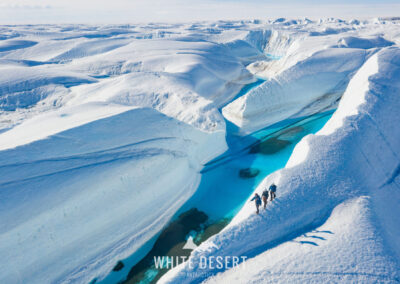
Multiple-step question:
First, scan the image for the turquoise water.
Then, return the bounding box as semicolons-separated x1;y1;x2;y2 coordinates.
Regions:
178;110;334;221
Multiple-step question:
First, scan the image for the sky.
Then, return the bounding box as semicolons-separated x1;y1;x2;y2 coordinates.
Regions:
0;0;399;24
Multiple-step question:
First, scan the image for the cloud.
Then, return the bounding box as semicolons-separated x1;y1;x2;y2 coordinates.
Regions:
0;0;399;24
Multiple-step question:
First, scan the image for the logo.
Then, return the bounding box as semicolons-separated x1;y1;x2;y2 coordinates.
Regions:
153;236;247;273
182;236;198;250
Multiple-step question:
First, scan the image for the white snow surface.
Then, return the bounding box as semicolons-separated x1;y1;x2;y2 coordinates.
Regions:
160;46;400;283
0;19;399;283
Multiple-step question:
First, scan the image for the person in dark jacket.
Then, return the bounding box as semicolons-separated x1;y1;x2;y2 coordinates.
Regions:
250;193;262;214
261;189;269;209
269;184;277;201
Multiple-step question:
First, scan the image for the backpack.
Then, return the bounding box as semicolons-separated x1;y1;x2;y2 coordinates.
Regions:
269;184;277;192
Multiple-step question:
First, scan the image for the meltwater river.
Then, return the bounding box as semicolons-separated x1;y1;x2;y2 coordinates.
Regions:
97;80;335;284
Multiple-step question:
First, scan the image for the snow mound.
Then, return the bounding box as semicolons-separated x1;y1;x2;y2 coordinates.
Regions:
66;72;226;134
338;36;394;49
160;46;400;284
223;47;369;134
51;38;131;61
0;67;95;111
0;40;37;52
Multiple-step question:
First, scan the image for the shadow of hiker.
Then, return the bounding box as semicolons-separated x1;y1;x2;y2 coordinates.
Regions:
298;240;319;246
293;230;333;246
306;235;326;240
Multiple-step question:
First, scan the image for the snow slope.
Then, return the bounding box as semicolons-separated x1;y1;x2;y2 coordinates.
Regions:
160;46;400;283
0;19;399;284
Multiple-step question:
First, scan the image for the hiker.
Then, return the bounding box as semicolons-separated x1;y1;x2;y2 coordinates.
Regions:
250;193;262;214
269;183;277;201
261;189;269;209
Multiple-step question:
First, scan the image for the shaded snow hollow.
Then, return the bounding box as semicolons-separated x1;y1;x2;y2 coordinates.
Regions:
0;19;399;283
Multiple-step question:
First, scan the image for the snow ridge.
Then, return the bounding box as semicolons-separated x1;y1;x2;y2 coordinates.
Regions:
160;47;400;284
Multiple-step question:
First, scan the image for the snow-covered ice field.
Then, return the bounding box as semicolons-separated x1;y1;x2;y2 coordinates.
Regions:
0;18;399;283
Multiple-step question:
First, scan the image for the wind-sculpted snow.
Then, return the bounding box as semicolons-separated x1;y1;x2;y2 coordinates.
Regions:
0;107;226;284
0;19;399;284
223;48;370;133
0;68;95;111
337;36;394;49
160;47;400;283
0;40;38;52
50;38;132;61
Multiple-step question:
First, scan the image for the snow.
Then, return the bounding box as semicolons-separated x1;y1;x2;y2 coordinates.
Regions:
223;47;369;134
159;46;400;283
0;19;399;284
204;197;399;283
337;36;394;49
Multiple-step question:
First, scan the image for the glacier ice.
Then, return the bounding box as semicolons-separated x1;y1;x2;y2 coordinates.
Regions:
0;18;399;284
